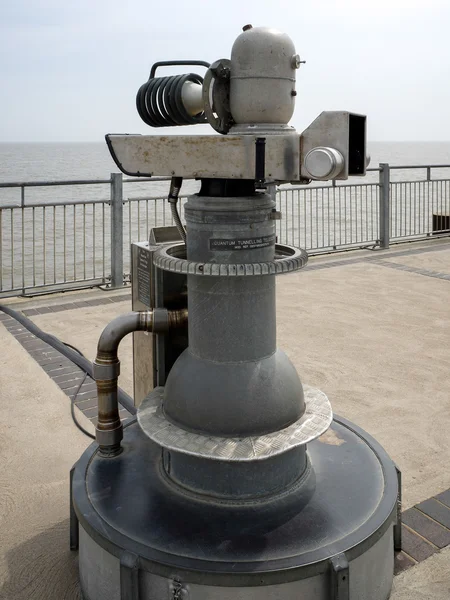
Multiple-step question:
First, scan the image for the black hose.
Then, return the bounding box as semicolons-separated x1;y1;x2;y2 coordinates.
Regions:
70;372;95;439
0;303;137;416
168;176;186;242
63;341;87;358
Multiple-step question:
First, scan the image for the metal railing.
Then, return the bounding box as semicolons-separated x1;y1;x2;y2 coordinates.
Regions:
275;182;380;251
1;163;449;297
0;175;177;297
386;165;450;244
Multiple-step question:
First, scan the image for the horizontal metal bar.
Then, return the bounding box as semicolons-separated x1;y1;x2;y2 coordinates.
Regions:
287;183;380;192
0;168;448;189
286;178;450;193
0;177;178;189
0;179;111;188
125;195;178;202
390;178;450;185
332;183;380;189
307;244;378;257
389;164;450;170
0;198;110;210
0;277;107;299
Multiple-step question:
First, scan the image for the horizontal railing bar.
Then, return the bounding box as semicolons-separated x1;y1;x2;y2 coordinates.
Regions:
0;175;191;189
1;167;450;189
287;183;380;192
125;195;184;202
308;240;380;254
389;164;450;170
0;179;111;188
0;277;107;299
0;180;446;210
0;198;110;210
390;178;450;185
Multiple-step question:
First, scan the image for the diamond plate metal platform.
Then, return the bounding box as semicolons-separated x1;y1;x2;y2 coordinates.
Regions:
137;385;332;461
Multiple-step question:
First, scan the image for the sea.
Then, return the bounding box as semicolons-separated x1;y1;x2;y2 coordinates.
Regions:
1;141;450;181
1;141;450;205
0;141;449;294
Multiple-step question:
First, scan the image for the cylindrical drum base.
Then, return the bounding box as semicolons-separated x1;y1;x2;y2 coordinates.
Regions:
72;416;399;600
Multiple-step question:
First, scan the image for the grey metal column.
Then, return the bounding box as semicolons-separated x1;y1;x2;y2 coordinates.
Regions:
163;191;305;438
379;163;391;249
110;172;124;288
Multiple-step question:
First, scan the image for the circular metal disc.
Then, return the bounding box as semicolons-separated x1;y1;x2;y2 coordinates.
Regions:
137;385;332;461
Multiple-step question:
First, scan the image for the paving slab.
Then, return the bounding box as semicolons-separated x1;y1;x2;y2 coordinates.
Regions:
436;489;450;509
403;508;450;549
416;499;450;530
400;526;437;562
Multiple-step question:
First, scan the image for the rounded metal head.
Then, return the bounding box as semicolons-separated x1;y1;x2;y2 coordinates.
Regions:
230;27;297;126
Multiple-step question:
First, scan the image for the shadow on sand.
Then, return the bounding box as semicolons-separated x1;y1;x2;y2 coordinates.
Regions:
0;519;81;600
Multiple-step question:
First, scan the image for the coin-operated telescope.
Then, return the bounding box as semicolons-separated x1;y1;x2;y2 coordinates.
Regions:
71;25;400;600
108;26;367;183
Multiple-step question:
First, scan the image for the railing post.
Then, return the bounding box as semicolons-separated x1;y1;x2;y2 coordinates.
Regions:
379;163;390;249
110;172;124;288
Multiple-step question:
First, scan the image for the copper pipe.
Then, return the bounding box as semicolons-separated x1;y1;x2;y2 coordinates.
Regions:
94;308;187;456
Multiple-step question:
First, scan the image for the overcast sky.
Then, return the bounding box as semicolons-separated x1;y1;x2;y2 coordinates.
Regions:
1;0;449;142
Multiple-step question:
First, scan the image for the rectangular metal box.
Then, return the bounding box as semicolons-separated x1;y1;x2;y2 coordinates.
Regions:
131;227;188;406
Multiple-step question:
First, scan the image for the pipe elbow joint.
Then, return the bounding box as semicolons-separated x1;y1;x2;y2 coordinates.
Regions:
93;308;185;457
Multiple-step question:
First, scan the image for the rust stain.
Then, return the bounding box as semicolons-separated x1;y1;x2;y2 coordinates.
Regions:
318;429;346;446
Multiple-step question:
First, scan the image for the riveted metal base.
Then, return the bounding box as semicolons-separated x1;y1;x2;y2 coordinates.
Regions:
72;415;398;600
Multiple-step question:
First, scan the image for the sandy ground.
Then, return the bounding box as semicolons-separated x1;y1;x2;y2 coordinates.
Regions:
277;260;450;509
391;546;450;599
31;255;450;510
384;248;450;274
0;327;89;600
